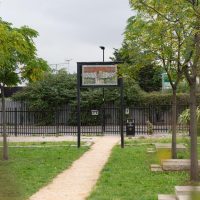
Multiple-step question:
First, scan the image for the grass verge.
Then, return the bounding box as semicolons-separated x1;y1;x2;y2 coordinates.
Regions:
0;141;88;200
88;138;190;200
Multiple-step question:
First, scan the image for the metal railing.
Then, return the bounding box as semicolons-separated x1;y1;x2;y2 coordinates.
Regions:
0;105;189;136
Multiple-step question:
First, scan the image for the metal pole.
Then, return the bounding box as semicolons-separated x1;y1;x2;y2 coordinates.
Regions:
56;108;59;136
120;78;124;148
102;88;105;133
14;108;17;137
101;46;105;133
100;46;105;62
77;64;81;148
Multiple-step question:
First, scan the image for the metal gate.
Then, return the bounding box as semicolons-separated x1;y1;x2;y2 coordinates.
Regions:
79;105;188;135
80;107;120;135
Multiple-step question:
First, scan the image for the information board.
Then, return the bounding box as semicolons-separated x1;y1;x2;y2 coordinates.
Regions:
81;64;118;86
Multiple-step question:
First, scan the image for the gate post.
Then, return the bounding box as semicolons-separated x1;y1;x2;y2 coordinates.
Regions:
77;64;81;148
120;78;124;148
14;107;18;137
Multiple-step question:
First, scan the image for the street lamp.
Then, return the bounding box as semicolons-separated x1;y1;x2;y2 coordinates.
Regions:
99;46;105;62
65;59;72;71
99;46;105;133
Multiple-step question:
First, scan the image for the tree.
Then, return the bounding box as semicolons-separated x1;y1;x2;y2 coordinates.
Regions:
182;0;200;181
128;0;200;181
21;58;50;83
122;6;187;159
111;48;162;92
137;65;162;92
0;18;49;160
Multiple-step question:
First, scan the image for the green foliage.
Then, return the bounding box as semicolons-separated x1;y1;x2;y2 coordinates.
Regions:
179;107;200;124
13;70;198;109
0;18;49;87
124;78;144;105
21;58;50;83
146;120;154;135
120;0;200;94
137;65;162;92
13;69;76;110
134;92;194;106
13;69;144;109
0;18;50;160
178;107;200;136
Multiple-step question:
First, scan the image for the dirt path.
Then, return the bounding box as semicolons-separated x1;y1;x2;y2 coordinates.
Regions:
29;136;119;200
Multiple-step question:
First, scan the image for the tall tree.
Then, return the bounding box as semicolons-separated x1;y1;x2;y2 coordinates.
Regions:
0;18;49;160
182;0;200;181
123;5;187;158
129;0;200;181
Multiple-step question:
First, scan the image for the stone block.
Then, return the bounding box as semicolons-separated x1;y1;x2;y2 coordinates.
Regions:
155;143;186;151
151;164;163;172
175;186;200;196
158;194;176;200
162;159;200;171
176;195;191;200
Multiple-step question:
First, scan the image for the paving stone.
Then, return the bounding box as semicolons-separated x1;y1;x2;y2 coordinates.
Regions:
158;194;176;200
176;195;191;200
162;159;200;171
155;143;186;151
147;150;156;153
147;147;155;151
175;186;200;196
151;164;163;172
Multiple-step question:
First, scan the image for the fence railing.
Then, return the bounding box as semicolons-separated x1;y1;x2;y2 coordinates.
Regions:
0;105;189;136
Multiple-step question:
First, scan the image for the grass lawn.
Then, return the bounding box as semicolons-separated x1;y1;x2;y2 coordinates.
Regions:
0;141;88;200
88;137;192;200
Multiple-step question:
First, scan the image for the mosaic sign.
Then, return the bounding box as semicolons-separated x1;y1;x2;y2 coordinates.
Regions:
82;65;118;86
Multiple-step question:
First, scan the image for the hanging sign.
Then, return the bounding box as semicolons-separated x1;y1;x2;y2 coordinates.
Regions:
78;62;121;88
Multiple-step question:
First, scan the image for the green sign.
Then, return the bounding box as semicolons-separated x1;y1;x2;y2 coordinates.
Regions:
162;73;171;90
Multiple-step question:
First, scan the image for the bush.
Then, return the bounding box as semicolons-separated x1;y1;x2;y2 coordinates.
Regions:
179;107;200;136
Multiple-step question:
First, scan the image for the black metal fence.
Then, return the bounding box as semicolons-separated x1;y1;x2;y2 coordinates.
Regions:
0;104;189;136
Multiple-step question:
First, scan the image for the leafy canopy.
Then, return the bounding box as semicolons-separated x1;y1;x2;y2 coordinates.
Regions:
121;0;198;90
0;18;50;87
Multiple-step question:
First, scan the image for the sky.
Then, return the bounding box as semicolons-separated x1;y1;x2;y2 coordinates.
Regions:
0;0;132;73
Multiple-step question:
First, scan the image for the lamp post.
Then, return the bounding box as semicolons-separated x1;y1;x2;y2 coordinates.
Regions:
99;46;105;133
99;46;105;62
65;59;72;71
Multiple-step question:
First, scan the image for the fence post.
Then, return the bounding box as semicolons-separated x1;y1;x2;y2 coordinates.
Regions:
120;78;124;148
56;109;59;136
14;107;17;137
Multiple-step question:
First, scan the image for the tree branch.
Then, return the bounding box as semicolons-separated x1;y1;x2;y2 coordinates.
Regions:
140;1;179;23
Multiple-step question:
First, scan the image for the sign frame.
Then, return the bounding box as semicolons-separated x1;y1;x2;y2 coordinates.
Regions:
77;61;124;149
77;62;121;88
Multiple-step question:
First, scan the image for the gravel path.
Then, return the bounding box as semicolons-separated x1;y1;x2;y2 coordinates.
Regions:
0;136;98;143
29;136;119;200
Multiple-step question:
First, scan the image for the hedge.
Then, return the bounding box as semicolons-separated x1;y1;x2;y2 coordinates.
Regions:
126;92;200;106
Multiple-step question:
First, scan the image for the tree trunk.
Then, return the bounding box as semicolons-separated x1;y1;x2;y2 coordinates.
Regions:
189;81;199;181
1;85;8;160
171;88;177;159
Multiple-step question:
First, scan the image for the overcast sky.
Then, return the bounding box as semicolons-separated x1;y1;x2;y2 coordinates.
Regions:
0;0;132;73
